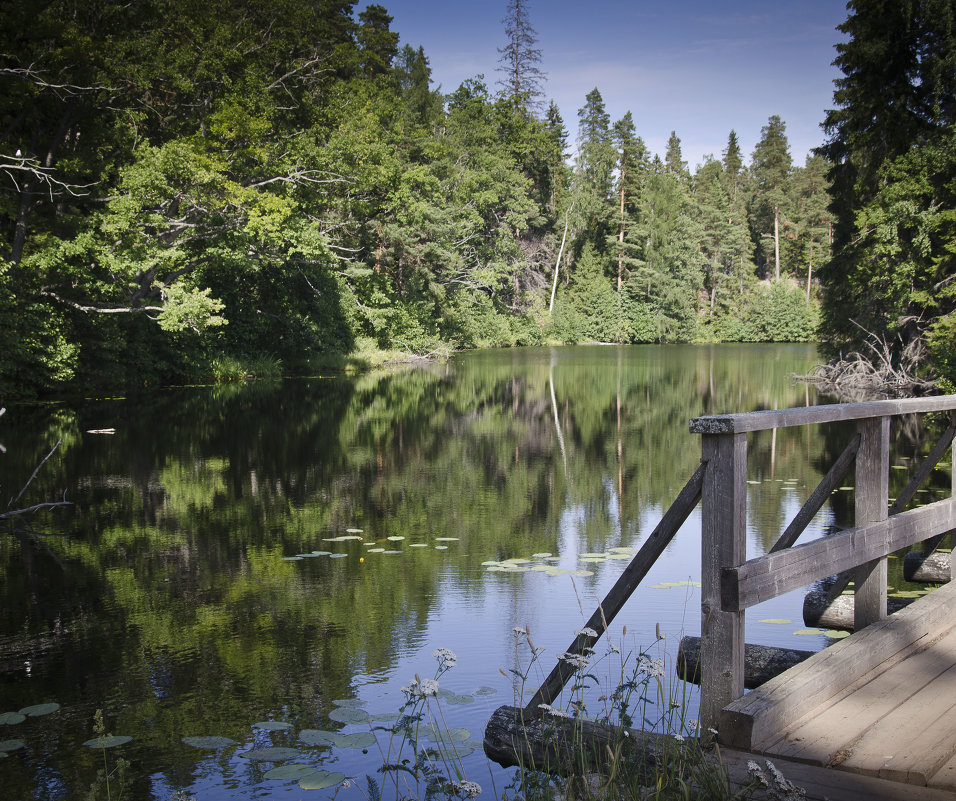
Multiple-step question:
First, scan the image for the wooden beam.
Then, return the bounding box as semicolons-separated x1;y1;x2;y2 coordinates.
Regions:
722;499;956;611
690;395;956;435
699;432;747;735
889;414;956;515
677;636;814;689
525;462;705;710
770;433;860;553
855;416;889;629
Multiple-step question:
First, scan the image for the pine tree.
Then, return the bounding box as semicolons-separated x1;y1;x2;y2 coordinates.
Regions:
751;115;792;280
496;0;546;113
610;112;648;293
572;88;616;252
819;0;956;359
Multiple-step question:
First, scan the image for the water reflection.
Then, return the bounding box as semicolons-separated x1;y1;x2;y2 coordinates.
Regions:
4;343;939;799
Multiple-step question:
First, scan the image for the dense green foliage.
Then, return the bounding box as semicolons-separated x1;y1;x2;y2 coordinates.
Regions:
1;0;833;396
818;0;956;381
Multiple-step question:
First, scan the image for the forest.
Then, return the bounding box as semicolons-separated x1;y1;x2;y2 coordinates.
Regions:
0;0;953;396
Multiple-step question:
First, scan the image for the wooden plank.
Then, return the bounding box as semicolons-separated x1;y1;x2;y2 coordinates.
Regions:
835;630;956;783
525;462;704;709
718;747;956;801
699;432;747;735
765;624;956;765
690;395;956;434
718;579;956;751
855;416;889;629
722;499;956;611
770;433;860;553
929;748;956;792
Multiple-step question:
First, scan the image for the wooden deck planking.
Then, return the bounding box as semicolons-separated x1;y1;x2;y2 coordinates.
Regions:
731;582;956;791
766;624;956;765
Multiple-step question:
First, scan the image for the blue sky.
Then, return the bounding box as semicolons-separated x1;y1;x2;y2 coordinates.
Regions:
357;0;850;171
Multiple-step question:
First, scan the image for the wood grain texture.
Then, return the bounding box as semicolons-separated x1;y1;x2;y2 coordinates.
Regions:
690;395;956;434
722;499;956;611
699;432;747;734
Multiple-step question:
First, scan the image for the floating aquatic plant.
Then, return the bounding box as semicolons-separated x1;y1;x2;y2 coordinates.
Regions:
0;712;25;725
328;707;369;724
252;721;292;731
19;703;59;717
298;770;346;790
264;763;316;780
181;736;237;749
83;735;133;749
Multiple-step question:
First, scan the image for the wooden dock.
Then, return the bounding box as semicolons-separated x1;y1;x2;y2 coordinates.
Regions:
485;395;956;799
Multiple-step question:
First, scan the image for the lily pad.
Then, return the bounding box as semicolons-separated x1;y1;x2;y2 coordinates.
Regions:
429;727;470;743
481;560;502;566
253;721;293;731
532;552;552;558
18;703;60;718
473;686;498;696
329;553;348;559
571;570;594;576
0;713;26;725
444;694;474;705
434;546;448;550
346;528;363;533
265;763;317;780
608;553;633;560
608;547;635;554
310;551;332;556
369;712;400;722
387;536;405;541
332;698;366;708
579;557;606;563
579;553;607;559
84;735;133;749
823;630;851;639
297;553;322;558
182;735;238;749
384;550;404;554
299;729;340;747
0;739;25;752
240;746;299;761
366;548;385;553
299;770;346;790
435;537;459;542
338;731;377;749
545;568;570;576
281;556;303;561
328;707;369;723
793;628;827;636
758;619;792;625
409;543;429;548
503;558;531;564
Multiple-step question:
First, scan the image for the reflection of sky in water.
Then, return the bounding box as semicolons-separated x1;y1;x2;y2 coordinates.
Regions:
7;343;947;800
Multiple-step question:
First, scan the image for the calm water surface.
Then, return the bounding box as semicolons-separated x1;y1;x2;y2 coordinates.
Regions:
0;344;942;800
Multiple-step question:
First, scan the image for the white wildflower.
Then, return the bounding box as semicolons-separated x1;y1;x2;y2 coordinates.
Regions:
432;647;457;666
686;719;699;732
452;780;482;797
513;626;528;635
557;652;590;670
575;627;598;638
403;677;439;697
608;641;621;654
674;734;684;742
637;655;664;678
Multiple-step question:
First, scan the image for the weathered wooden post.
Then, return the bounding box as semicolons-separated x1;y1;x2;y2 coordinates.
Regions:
853;416;889;630
952;411;956;582
697;427;747;737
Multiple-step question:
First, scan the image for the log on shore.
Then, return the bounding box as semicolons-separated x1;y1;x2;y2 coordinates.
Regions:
483;704;666;775
903;550;951;583
802;586;913;630
676;636;815;689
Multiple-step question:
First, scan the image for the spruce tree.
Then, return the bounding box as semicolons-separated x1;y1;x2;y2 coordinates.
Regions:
751;115;792;280
496;0;546;113
819;0;956;360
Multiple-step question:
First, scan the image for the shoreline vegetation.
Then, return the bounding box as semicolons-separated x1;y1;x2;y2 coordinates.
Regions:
2;2;950;402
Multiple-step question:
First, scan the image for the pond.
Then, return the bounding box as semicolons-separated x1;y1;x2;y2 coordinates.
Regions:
0;343;945;800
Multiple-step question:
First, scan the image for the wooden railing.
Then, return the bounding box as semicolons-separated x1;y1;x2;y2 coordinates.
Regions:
691;396;956;736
